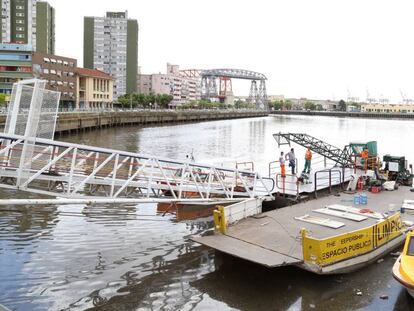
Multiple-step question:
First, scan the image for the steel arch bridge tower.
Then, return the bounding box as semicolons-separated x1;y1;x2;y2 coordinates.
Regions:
200;69;268;110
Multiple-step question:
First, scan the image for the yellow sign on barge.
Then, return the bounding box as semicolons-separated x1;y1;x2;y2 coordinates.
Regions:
301;212;403;274
192;187;413;275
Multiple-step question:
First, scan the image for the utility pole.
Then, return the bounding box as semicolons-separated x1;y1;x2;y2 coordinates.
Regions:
130;94;132;110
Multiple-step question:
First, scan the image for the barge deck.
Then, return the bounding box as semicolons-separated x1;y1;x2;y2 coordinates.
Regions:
193;187;414;274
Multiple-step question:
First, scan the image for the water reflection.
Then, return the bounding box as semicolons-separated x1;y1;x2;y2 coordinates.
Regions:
83;245;214;311
192;253;414;311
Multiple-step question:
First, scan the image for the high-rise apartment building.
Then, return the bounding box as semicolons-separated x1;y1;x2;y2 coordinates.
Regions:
84;11;138;99
0;0;55;54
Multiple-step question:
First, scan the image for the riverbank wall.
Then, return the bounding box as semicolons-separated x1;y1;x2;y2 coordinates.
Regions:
0;110;268;135
270;110;414;120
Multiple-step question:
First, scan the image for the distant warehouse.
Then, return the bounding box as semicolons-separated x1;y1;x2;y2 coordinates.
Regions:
361;103;414;114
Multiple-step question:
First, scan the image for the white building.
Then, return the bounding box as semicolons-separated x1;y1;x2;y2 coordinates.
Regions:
84;11;138;99
138;63;200;106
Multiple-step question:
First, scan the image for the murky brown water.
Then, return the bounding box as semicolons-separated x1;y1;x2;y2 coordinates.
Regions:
1;115;414;310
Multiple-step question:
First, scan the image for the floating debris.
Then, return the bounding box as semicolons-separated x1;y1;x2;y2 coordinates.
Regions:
390;252;401;257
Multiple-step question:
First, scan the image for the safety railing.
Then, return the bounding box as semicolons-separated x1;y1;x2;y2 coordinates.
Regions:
352;155;380;173
0;133;275;201
0;107;268;115
314;168;343;198
364;156;380;172
236;161;255;171
268;159;298;178
311;154;337;169
275;173;299;196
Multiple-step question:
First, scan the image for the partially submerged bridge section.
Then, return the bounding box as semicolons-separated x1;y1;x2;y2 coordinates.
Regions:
0;79;274;204
0;132;274;201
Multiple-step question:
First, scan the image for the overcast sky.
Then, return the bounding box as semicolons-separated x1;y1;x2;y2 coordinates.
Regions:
49;0;414;101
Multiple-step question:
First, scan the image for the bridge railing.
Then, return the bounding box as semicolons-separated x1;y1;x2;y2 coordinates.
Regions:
0;133;275;201
268;159;299;178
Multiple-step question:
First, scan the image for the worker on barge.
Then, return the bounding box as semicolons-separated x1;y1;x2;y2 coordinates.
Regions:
279;151;286;178
303;147;312;174
285;148;296;175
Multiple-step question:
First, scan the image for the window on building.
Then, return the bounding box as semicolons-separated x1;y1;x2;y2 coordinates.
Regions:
16;13;24;17
16;27;24;31
57;70;62;77
50;58;57;64
57;60;62;65
50;69;56;74
16;34;24;38
43;68;49;74
16;5;24;9
0;54;30;61
43;57;50;63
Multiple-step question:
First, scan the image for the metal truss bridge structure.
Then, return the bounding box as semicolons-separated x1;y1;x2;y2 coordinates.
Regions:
200;69;268;110
0;79;274;206
273;133;355;167
0;133;274;204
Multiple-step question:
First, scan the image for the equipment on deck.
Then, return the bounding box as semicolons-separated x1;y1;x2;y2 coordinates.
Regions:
273;133;378;169
298;172;311;184
383;155;413;186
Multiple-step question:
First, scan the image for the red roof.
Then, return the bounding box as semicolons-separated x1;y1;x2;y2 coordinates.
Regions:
76;67;113;79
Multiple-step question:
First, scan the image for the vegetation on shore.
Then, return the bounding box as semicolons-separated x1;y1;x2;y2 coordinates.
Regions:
118;93;174;108
178;99;256;110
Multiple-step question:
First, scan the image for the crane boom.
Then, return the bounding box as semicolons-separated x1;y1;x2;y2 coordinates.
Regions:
273;133;354;166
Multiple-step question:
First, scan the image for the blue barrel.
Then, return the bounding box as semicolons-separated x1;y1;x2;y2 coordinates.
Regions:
360;193;368;205
354;194;361;205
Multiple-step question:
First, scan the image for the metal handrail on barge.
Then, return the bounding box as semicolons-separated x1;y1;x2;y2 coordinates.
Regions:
314;168;344;198
275;173;299;197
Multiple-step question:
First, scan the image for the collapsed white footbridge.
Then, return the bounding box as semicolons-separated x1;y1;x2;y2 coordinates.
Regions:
0;79;275;206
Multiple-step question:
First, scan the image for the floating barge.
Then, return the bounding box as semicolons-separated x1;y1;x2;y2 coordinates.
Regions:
193;186;414;274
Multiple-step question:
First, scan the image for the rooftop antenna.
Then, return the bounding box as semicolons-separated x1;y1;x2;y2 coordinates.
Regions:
400;89;413;104
379;94;389;104
346;89;359;103
366;88;376;104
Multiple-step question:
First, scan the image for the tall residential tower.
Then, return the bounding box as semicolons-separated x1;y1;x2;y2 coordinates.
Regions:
84;11;138;98
0;0;55;54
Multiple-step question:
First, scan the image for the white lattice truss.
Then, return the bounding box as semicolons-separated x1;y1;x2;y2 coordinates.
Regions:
0;133;275;203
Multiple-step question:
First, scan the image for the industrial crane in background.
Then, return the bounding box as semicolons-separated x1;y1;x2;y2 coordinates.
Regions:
400;89;414;104
366;89;377;104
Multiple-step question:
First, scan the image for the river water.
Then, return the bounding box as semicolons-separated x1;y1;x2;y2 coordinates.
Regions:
0;115;414;310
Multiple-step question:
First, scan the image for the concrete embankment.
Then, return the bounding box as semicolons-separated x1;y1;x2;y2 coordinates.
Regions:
0;110;267;135
271;110;414;120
